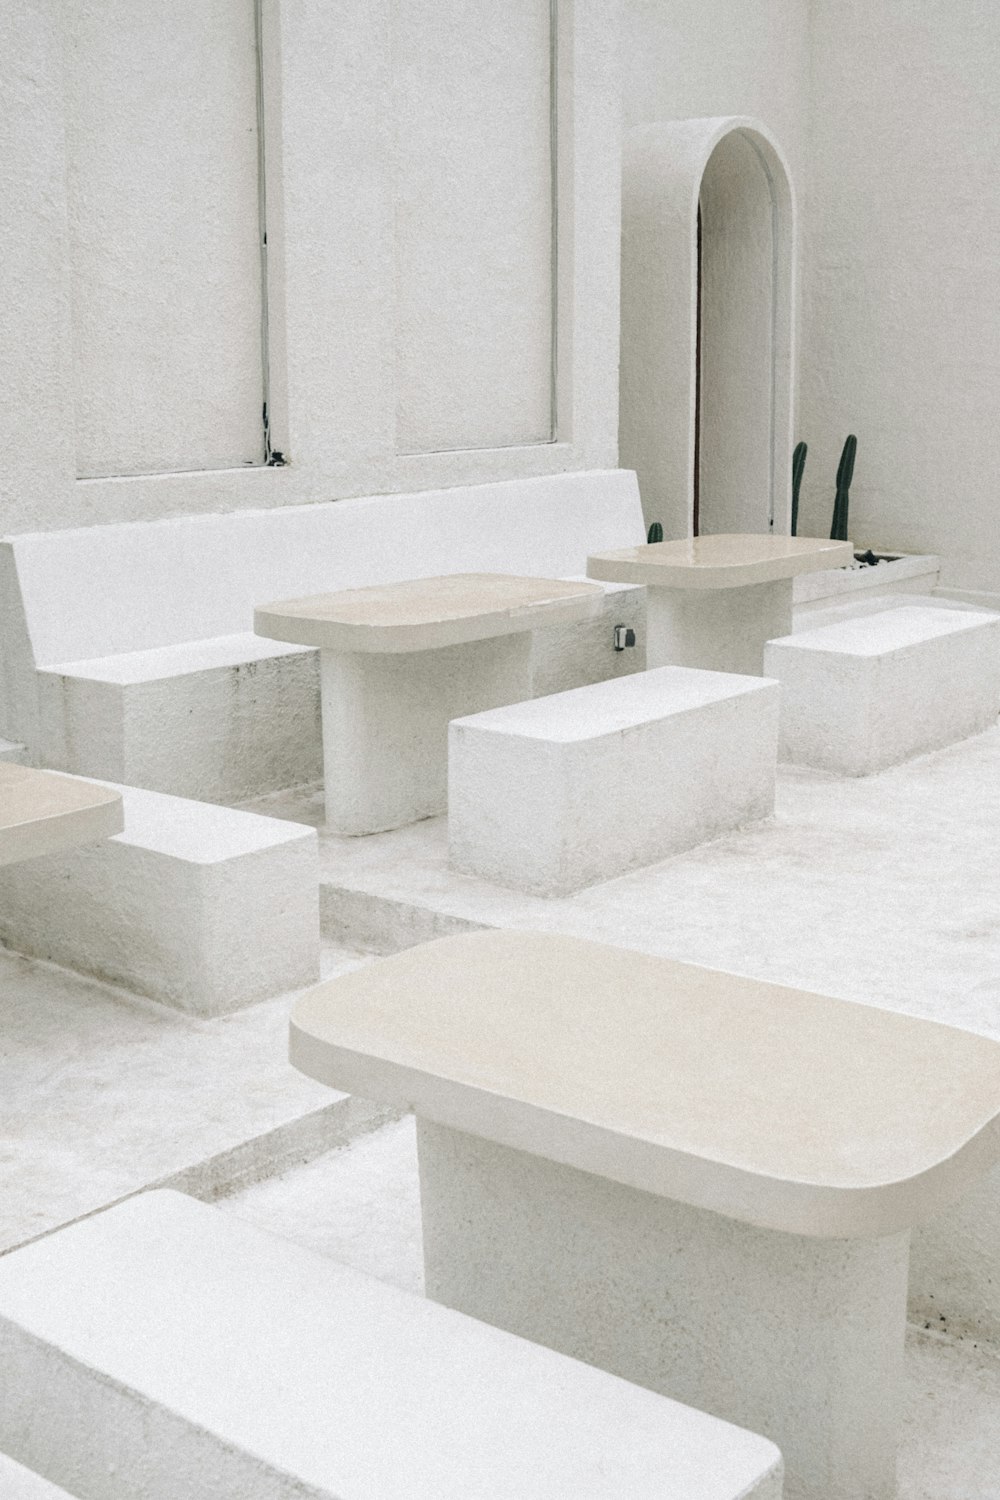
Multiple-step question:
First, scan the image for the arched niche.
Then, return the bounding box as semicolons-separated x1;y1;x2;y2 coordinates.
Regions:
619;117;795;539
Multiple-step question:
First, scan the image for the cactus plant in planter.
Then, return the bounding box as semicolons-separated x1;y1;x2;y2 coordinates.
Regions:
647;522;663;543
791;441;807;536
830;434;857;542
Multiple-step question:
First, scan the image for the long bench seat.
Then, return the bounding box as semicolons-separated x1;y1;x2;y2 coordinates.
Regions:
0;471;644;802
0;1190;784;1500
289;929;1000;1500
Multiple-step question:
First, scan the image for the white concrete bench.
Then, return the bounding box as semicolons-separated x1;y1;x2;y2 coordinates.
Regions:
764;604;1000;775
290;929;1000;1500
0;781;318;1014
0;471;644;802
0;1190;784;1500
0;762;122;867
448;665;779;895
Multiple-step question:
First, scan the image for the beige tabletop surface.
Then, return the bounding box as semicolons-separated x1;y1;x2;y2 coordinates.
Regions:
255;573;605;654
587;533;854;589
290;930;1000;1239
0;763;124;867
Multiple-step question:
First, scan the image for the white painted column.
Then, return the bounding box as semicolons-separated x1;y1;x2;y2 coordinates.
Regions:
418;1120;909;1500
320;634;532;835
645;578;793;675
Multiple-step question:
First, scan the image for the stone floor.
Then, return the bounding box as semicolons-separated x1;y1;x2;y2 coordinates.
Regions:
0;942;391;1252
7;710;1000;1492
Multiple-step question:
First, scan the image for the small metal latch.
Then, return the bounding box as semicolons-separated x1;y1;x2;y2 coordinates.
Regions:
613;625;636;652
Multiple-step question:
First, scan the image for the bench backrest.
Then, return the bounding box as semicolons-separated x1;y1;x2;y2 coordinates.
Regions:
4;470;642;668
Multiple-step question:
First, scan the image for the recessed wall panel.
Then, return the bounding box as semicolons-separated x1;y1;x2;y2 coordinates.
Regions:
392;0;554;454
66;1;264;478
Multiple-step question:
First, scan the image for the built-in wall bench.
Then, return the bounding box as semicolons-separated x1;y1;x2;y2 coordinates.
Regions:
289;929;1000;1500
448;665;779;895
0;471;645;803
765;604;1000;775
0;1190;784;1500
0;780;318;1015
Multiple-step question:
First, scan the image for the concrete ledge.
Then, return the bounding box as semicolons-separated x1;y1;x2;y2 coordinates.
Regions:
793;552;940;609
0;783;319;1014
0;1191;784;1500
449;666;779;895
0;1454;74;1500
765;605;1000;776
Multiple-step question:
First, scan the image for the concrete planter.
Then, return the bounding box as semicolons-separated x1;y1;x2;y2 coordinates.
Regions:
793;550;939;612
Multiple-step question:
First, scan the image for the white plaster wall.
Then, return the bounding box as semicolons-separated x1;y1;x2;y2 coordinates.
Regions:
0;3;76;528
392;0;553;453
799;1;1000;588
621;0;810;183
0;1;622;533
65;0;265;478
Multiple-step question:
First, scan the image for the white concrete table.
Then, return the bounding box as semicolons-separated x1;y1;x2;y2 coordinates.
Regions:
290;929;1000;1500
255;573;604;834
0;762;123;867
587;533;853;674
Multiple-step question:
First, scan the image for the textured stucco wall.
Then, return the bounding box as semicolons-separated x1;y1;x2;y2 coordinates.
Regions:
798;1;1000;589
65;0;265;480
0;1;622;533
622;0;811;181
392;0;554;453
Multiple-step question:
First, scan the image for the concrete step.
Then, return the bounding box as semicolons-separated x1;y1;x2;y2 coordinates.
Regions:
0;1452;75;1498
0;1190;783;1500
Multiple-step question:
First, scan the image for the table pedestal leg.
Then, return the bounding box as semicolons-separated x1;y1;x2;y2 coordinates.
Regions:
646;578;793;674
320;634;532;835
418;1120;908;1500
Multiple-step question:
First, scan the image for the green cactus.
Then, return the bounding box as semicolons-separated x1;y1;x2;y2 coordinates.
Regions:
791;441;807;536
646;521;663;544
830;434;857;542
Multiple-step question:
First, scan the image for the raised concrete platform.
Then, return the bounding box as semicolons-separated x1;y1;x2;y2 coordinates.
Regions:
257;574;605;835
448;666;779;895
765;605;1000;775
0;1190;783;1500
588;533;853;674
290;931;1000;1499
0;762;122;866
0;782;319;1014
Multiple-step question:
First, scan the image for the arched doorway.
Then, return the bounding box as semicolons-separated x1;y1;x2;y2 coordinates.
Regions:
620;117;795;539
